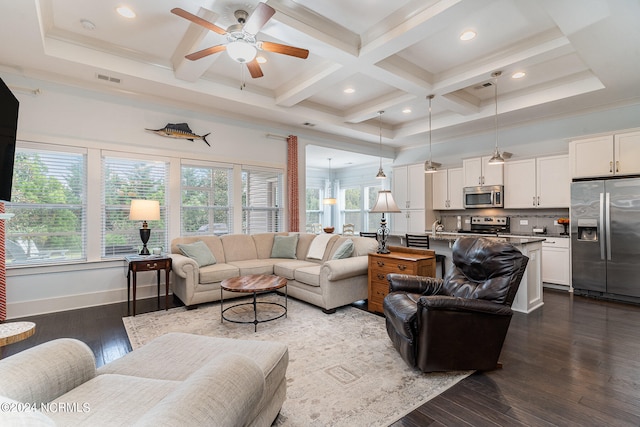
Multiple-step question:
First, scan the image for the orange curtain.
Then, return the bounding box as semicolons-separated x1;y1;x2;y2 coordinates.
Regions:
287;135;299;232
0;202;6;321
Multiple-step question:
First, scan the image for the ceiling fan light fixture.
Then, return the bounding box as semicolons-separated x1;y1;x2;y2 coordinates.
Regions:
226;40;257;63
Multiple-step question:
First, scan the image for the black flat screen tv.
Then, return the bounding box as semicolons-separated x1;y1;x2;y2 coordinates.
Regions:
0;77;19;202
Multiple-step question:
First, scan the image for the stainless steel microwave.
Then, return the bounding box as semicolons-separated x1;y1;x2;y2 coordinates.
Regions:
463;185;504;208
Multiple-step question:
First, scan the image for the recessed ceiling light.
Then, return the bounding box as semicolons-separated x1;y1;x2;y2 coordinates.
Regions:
116;6;136;19
256;56;267;64
460;30;476;41
512;71;526;79
402;108;412;114
343;88;355;94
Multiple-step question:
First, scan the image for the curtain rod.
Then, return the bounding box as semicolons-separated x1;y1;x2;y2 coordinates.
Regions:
266;133;288;141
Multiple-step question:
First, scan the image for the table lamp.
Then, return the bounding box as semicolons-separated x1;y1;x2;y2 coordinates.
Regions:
370;190;402;254
129;199;160;255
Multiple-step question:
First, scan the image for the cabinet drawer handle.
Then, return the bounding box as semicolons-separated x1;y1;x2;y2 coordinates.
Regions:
376;273;386;280
377;260;385;267
533;196;536;206
610;161;613;173
537;196;540;206
397;264;407;271
146;263;158;269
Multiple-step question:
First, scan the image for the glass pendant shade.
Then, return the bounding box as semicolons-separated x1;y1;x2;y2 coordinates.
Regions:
226;41;257;63
424;94;437;173
488;71;505;165
375;111;386;179
323;158;337;205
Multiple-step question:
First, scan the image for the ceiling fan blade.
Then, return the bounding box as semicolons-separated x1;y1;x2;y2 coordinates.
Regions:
246;60;264;78
260;41;309;59
243;3;275;35
171;8;227;35
186;45;226;61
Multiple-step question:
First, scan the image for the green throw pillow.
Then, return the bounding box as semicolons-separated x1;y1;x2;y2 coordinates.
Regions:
332;239;354;259
177;241;216;267
271;234;299;259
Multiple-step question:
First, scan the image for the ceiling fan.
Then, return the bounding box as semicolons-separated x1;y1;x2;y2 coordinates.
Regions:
171;3;309;79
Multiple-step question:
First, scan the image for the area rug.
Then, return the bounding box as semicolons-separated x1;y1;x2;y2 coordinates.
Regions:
123;296;472;426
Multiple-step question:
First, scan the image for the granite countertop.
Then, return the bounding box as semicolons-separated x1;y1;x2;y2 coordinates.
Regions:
427;231;547;245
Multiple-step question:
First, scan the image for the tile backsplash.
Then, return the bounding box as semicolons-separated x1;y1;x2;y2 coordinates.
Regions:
435;208;569;236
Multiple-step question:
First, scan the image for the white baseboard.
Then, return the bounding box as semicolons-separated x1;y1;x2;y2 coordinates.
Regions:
7;284;171;319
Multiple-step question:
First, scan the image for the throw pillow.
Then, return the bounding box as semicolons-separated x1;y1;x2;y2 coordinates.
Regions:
332;239;354;259
177;241;216;267
271;234;298;259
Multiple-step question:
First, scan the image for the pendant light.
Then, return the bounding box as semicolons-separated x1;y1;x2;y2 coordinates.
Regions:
488;71;505;165
322;158;337;205
424;94;438;174
375;111;386;179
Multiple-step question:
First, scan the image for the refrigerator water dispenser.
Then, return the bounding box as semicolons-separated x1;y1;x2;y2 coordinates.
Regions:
577;218;598;242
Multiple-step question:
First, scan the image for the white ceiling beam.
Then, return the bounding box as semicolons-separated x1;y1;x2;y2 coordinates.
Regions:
171;8;221;83
344;91;417;123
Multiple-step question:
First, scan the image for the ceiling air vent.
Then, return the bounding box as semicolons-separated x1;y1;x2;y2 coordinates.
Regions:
96;73;121;84
473;82;493;90
303;122;316;127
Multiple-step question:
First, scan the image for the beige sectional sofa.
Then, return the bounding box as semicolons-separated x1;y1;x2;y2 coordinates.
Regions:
0;332;288;426
169;232;378;313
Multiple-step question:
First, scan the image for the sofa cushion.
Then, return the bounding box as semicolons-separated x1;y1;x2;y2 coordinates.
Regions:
274;260;319;279
199;263;240;284
48;374;179;426
0;396;55;426
132;354;265;427
227;259;276;276
177;241;217;267
295;264;322;287
221;234;258;262
270;234;299;259
332;239;354;259
294;233;317;260
252;233;286;259
171;236;225;264
98;333;288;426
352;236;379;256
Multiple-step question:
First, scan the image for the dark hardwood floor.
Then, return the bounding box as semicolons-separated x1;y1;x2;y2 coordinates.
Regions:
3;289;640;426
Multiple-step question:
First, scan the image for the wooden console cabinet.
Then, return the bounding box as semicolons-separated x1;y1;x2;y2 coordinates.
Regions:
368;246;435;314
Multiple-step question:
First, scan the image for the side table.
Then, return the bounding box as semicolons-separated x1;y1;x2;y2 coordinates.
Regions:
367;246;435;314
0;321;36;358
125;255;172;316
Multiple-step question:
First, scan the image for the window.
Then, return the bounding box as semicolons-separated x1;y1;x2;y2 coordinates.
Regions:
181;163;233;236
341;186;362;231
102;155;168;257
5;146;86;265
305;187;323;229
242;166;283;234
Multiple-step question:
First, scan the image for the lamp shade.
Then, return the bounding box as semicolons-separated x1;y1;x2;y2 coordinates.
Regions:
129;200;160;221
322;197;337;205
226;41;257;63
370;190;402;213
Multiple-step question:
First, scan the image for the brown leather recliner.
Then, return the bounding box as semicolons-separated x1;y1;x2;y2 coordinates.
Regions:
383;237;529;372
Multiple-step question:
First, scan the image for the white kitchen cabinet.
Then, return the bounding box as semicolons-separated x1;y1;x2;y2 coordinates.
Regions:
391;210;425;235
393;164;425;210
504;155;570;209
570;131;640;178
542;237;570;288
463;156;503;187
432;168;463;210
511;240;543;314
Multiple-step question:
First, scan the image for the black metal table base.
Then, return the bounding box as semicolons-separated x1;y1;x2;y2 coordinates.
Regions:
220;288;287;332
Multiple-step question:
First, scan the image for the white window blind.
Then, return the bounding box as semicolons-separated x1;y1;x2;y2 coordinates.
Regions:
5;147;86;265
242;166;283;234
181;164;233;235
102;155;168;257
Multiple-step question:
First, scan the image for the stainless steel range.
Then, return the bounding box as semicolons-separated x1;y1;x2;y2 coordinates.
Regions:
461;216;510;235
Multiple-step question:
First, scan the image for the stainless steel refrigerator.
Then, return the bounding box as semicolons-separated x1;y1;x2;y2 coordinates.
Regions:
571;178;640;297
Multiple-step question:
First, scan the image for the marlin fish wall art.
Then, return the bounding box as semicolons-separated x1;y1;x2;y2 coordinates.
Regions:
145;123;211;146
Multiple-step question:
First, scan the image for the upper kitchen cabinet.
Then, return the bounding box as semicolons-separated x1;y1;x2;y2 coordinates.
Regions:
570;131;640;178
463;156;503;187
504;155;570;209
432;168;463;210
393;164;425;210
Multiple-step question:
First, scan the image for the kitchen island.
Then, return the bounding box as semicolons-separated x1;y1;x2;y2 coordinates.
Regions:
418;232;545;314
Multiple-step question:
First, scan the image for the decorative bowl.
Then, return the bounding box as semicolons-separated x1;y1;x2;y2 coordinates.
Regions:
323;227;335;234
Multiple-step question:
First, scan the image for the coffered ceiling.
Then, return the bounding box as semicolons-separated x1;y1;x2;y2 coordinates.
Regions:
1;0;639;152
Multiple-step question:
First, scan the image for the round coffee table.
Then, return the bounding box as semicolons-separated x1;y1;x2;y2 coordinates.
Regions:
220;274;287;332
0;321;36;358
